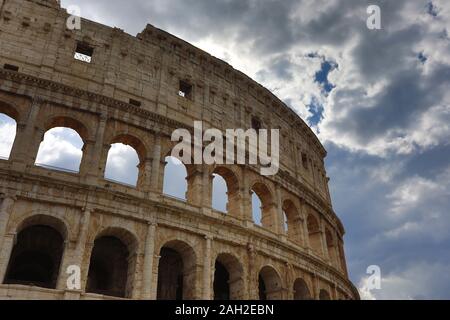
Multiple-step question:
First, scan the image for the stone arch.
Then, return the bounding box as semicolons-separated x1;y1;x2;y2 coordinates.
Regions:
307;213;323;256
211;166;241;217
282;199;303;244
258;265;283;300
14;214;69;241
86;227;139;298
0;100;21;123
156;239;197;300
43;116;90;142
4;214;67;289
35;116;88;172
107;133;147;163
213;253;245;300
293;278;312;300
103;133;147;187
251;182;278;232
319;288;331;300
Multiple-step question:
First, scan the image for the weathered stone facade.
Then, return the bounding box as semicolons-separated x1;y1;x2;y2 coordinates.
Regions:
0;0;359;300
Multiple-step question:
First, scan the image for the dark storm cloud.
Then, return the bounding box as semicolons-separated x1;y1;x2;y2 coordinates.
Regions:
330;65;450;143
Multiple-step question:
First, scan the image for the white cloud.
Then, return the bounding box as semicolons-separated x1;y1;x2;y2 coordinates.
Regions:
0;115;16;159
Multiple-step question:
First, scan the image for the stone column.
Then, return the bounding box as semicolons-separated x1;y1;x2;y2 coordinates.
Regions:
0;196;15;282
320;219;329;260
57;208;91;291
202;167;213;208
300;200;310;249
98;144;112;180
81;115;107;184
0;233;15;282
275;185;284;235
0;196;15;246
186;167;203;206
141;222;157;299
313;273;320;300
246;244;258;299
151;255;161;299
202;235;212;299
150;135;162;192
137;158;153;192
9;97;42;169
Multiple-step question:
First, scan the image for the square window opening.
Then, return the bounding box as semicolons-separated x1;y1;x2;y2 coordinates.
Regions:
74;42;94;63
3;64;19;72
129;99;142;107
179;80;193;100
251;116;262;131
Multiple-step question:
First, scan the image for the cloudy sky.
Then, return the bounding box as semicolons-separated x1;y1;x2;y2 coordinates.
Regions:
1;0;450;299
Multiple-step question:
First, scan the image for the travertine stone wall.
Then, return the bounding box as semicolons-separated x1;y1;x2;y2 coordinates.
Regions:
0;0;358;300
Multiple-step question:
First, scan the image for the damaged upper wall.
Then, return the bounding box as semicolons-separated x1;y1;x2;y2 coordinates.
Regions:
0;0;332;204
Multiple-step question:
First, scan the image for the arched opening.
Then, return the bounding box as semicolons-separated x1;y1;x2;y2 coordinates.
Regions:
213;253;244;300
307;214;323;256
157;240;196;300
104;143;140;186
163;156;188;200
0;113;17;160
282;200;303;244
104;134;146;188
212;167;240;216
212;174;227;213
87;229;137;298
35;127;84;173
214;261;229;300
4;224;64;289
251;183;277;232
258;266;282;300
293;278;311;300
319;289;331;300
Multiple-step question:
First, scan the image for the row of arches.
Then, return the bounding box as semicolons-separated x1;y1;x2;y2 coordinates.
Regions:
1;215;337;300
0;109;344;269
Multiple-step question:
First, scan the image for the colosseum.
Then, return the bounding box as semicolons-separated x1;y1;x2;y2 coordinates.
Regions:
0;0;358;300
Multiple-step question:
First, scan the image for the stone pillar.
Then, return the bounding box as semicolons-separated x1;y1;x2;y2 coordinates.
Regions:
9;97;42;169
285;262;294;299
0;233;15;282
57;208;91;291
0;196;15;282
202;167;213;208
150;135;164;193
320;219;329;260
241;170;253;224
247;243;257;299
0;196;15;246
202;235;212;299
275;185;284;235
313;273;320;300
186;167;203;206
98;144;112;180
141;222;157;299
150;135;162;192
137;158;153;192
81;115;107;184
300;200;310;249
151;255;161;299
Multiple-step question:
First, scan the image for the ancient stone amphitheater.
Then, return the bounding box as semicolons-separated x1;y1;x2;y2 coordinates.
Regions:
0;0;358;300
